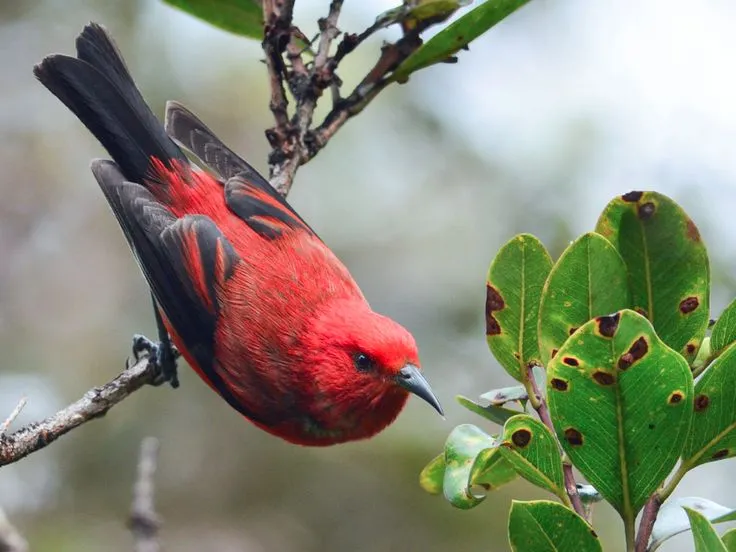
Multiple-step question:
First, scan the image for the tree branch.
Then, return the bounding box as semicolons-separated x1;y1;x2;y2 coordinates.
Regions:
526;364;585;518
128;437;161;552
262;0;442;195
264;0;345;195
635;493;662;552
0;509;27;552
304;29;422;162
262;0;298;193
0;356;159;468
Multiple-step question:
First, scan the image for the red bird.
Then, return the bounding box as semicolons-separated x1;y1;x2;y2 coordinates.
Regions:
34;24;442;446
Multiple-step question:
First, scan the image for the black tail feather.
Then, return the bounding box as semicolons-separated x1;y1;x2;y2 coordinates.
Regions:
33;23;187;183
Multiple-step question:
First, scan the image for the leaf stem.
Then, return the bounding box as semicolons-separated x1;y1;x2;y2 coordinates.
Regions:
625;515;636;552
634;493;662;552
525;363;585;517
634;465;688;552
658;464;687;503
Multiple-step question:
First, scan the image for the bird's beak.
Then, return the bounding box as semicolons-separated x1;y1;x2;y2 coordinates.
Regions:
395;364;444;416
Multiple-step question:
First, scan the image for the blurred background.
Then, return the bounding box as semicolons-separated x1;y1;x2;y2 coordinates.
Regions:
1;0;736;550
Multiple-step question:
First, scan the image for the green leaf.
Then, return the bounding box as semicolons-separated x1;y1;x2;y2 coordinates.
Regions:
163;0;263;39
547;310;693;525
419;453;446;494
722;528;736;551
479;385;529;405
376;0;471;32
692;336;711;375
470;445;518;490
508;500;602;552
682;341;736;469
486;234;553;381
712;298;736;357
595;191;710;363
650;497;736;551
538;232;631;366
442;424;516;509
456;395;520;425
392;0;532;82
498;415;566;502
685;507;728;552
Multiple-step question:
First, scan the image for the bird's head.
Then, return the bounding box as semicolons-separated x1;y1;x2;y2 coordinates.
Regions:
299;299;443;443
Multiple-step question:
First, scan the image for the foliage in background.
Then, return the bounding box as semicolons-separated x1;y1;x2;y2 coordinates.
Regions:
421;190;736;551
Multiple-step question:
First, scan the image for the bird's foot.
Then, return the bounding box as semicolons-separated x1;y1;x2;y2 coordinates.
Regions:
130;334;181;389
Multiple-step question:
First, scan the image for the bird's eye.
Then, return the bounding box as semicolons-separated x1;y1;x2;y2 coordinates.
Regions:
354;353;374;372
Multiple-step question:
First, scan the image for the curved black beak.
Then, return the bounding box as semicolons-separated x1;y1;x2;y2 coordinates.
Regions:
395;364;444;416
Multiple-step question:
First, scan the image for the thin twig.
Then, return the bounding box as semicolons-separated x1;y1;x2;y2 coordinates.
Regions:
128;437;161;552
266;0;344;195
0;399;27;436
526;364;585;517
333;21;383;66
304;28;424;163
635;494;661;552
0;508;27;552
0;356;160;468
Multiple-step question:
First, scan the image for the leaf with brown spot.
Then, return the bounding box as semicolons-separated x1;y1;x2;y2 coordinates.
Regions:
669;391;684;404
682;341;736;470
498;415;567;502
595;313;620;337
550;378;569;391
538;232;631;367
548;309;693;525
680;297;700;314
486;234;552;381
617;336;649;371
595;191;710;363
694;394;710;412
485;284;504;336
638;202;656;220
564;428;584;446
592;370;616;386
622;191;644;202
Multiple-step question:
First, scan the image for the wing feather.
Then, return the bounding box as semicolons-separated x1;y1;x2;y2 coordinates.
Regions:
91;159;264;422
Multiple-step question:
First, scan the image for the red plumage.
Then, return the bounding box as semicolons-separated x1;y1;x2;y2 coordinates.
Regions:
34;23;442;445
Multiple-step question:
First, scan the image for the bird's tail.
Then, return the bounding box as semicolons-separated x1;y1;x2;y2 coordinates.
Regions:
33;23;188;183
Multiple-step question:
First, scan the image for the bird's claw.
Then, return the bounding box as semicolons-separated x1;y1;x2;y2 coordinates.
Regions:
131;334;181;389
